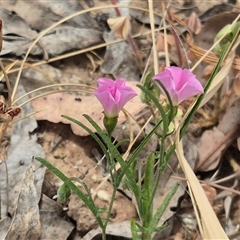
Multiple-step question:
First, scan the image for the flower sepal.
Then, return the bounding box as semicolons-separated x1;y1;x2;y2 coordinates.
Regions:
103;115;118;136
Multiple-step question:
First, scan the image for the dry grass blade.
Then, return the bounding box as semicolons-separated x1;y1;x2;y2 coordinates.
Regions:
148;0;158;73
179;15;240;126
12;83;94;105
190;45;240;71
199;35;240;108
190;13;240;72
107;16;131;40
173;15;240;239
0;61;12;106
175;131;228;239
10;4;163;101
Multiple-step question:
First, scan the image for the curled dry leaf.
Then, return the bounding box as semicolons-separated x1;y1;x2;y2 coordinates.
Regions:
202;64;215;79
107;15;131;40
156;34;175;52
185;12;202;35
100;31;141;81
4;163;41;240
31;82;146;136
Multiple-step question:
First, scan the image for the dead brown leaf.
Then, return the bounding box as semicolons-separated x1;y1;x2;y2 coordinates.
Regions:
4;162;41;240
202;185;217;205
185;12;202;35
100;31;141;81
107;16;131;40
40;194;74;239
196;128;226;171
156;34;175;52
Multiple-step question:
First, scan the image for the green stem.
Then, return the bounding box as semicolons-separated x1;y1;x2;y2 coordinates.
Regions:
150;135;166;206
102;227;107;240
142;232;152;240
97;137;119;240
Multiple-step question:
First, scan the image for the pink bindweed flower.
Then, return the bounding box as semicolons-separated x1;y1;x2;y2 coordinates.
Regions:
94;78;137;118
152;66;204;105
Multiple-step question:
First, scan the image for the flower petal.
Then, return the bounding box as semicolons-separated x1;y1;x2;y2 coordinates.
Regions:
97;78;115;87
152;67;204;105
94;77;137;118
164;66;184;88
152;71;177;103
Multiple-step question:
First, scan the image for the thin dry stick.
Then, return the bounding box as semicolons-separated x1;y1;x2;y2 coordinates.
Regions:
16;88;92;108
109;0;142;72
163;4;170;67
212;171;240;185
190;13;240;72
0;155;9;217
0;60;13;106
166;10;183;66
0;60;18;80
10;4;164;101
140;6;170;83
148;0;158;73
12;83;94;105
6;27;164;78
10;106;52;125
200;180;240;195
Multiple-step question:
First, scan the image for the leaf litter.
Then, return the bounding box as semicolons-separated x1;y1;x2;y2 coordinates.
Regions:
0;0;240;239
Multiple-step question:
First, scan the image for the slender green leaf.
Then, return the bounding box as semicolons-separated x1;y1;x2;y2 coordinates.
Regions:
154;223;167;233
149;183;179;232
165;143;176;162
114;139;129;149
35;157;104;228
151;80;174;121
82;114;139;195
137;85;169;136
61;115;110;162
141;154;155;224
56;182;71;204
131;220;141;240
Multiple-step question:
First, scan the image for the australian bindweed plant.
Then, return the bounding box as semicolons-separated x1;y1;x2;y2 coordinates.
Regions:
36;66;204;240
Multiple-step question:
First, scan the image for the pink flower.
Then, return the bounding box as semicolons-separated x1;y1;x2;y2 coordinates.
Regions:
94;78;137;118
152;66;203;105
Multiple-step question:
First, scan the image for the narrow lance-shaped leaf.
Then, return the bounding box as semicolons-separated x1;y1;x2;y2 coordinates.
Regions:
35;157;104;228
141;153;155;225
149;183;179;232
